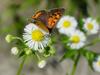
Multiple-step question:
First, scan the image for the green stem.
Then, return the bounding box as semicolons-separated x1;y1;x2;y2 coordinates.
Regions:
35;52;41;61
84;38;100;48
15;37;24;43
70;54;80;75
70;63;76;75
16;55;27;75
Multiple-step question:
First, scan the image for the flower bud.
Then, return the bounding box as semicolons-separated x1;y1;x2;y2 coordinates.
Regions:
25;49;32;55
38;60;46;68
5;34;14;43
11;47;19;55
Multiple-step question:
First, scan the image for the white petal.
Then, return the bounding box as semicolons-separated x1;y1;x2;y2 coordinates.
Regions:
93;61;100;72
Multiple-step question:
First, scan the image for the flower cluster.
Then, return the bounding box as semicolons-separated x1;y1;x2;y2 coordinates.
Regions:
5;14;100;75
56;16;99;49
5;23;55;68
56;16;100;73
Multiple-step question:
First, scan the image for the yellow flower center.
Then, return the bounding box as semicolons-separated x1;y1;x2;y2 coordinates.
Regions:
31;29;44;41
63;21;71;28
71;35;80;43
97;61;100;66
87;23;93;30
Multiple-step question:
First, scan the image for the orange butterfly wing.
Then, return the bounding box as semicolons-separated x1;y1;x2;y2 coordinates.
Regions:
47;8;65;29
31;8;65;33
32;10;46;19
31;10;49;32
32;10;48;25
33;20;49;33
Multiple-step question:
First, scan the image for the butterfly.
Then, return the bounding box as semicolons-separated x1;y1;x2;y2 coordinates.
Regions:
30;8;65;33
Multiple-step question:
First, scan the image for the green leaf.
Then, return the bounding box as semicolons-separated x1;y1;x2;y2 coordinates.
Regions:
49;46;56;55
81;49;97;70
81;49;95;61
50;36;57;44
60;50;78;62
43;46;51;57
60;34;69;44
78;18;86;33
43;46;56;57
18;50;25;58
31;49;35;55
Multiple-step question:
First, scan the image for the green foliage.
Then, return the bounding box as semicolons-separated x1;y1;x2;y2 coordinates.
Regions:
18;50;25;58
78;18;86;33
60;34;69;44
81;48;98;70
43;46;55;57
60;50;78;62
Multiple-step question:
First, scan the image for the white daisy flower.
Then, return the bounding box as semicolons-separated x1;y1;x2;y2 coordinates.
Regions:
93;56;100;72
11;47;19;55
23;23;50;51
56;16;78;36
83;17;99;35
68;30;86;49
38;60;46;68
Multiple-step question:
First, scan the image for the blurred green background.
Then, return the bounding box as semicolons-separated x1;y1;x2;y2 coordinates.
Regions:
0;0;100;75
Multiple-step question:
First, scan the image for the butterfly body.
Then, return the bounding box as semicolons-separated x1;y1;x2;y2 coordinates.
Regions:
31;8;65;33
